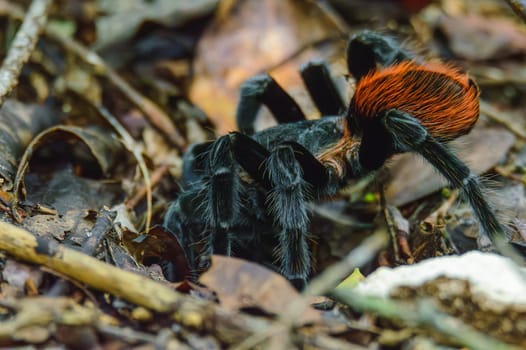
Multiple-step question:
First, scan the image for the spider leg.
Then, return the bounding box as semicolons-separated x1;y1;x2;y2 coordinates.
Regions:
231;132;338;193
230;133;311;280
163;189;204;277
378;109;506;243
264;143;312;282
300;61;346;116
236;73;306;135
180;141;213;187
230;132;343;283
347;30;412;81
164;136;245;275
201;135;245;256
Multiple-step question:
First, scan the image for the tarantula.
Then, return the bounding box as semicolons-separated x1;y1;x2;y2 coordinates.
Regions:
164;30;508;284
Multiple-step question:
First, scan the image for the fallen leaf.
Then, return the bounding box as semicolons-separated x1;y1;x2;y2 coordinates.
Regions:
124;225;191;282
435;14;526;61
200;255;321;323
14;125;126;200
22;167;122;243
189;0;342;134
2;259;43;292
94;0;218;51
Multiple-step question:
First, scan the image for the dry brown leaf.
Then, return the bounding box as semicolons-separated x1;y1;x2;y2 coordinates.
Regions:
189;0;342;134
200;255;321;323
436;14;526;61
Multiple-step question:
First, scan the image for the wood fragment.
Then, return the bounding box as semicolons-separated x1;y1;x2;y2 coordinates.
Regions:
0;0;52;107
0;220;183;312
504;0;526;23
0;221;277;345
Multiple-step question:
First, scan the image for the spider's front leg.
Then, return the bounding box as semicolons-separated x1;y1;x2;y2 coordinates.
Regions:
200;135;246;256
163;136;247;271
231;133;338;283
266;144;311;281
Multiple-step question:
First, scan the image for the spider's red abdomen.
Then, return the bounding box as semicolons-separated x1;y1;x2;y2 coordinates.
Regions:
351;61;479;141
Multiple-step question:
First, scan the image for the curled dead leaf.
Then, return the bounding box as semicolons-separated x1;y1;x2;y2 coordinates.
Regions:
0;100;61;191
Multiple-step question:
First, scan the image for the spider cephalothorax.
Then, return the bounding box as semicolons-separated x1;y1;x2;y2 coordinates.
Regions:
164;30;507;284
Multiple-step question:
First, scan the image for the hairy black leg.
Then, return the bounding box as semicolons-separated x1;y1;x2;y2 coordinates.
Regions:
231;132;341;194
230;133;315;280
230;132;271;185
203;135;243;255
236;74;306;135
163;188;208;279
180;141;213;187
229;133;348;281
347;30;412;81
163;194;194;265
378;109;507;243
300;61;345;115
265;144;311;281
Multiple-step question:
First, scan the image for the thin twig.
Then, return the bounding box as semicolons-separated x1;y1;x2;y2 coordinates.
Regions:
47;208;117;297
97;324;165;346
303;228;389;297
47;31;187;150
0;1;186;150
97;106;153;232
504;0;526;23
332;290;520;350
232;229;389;350
82;208;117;255
480;100;526;140
0;0;52;106
380;186;400;262
0;297;99;340
423;189;459;226
0;220;277;345
126;163;170;210
312;0;350;35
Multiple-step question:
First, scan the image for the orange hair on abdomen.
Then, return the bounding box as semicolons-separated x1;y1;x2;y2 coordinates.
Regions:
351;61;480;141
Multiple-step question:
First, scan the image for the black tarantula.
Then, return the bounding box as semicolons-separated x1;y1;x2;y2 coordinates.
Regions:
164;30;508;284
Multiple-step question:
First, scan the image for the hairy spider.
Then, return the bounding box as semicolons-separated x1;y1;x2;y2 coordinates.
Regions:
164;30;508;284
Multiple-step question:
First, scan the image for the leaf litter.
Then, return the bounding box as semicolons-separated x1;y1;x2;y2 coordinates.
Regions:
0;0;525;348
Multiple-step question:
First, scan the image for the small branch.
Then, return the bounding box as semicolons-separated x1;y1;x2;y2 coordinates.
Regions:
46;29;187;150
0;297;99;340
0;220;181;311
313;0;350;35
126;163;170;210
0;220;276;345
480;100;526;140
332;290;520;350
380;186;400;262
423;189;459;226
0;1;186;150
233;229;389;349
303;228;389;297
82;208;117;255
97;106;153;232
47;208;117;297
504;0;526;23
0;0;52;107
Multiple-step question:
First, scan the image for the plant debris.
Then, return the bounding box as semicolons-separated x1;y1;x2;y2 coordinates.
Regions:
0;0;525;348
